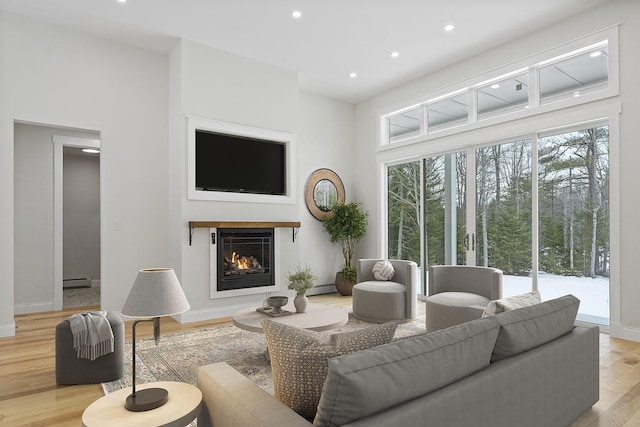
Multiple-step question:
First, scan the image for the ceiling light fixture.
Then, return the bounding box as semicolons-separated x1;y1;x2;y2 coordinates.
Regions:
391;52;400;58
590;51;602;58
117;0;126;3
491;84;500;89
444;24;455;32
292;10;302;18
573;91;580;97
82;148;100;154
349;72;357;78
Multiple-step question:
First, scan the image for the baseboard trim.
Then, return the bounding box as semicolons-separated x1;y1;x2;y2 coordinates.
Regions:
14;302;55;315
63;278;91;288
610;322;640;342
173;303;257;324
306;283;337;296
0;322;16;338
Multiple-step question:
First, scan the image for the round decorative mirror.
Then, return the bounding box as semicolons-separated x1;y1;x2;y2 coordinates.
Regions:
304;168;345;220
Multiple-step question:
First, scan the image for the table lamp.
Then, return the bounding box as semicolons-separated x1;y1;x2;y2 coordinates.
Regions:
121;268;190;412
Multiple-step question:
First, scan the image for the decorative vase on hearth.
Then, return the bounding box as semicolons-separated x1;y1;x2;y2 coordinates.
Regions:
294;294;308;313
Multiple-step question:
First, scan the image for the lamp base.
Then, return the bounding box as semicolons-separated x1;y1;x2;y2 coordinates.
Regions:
125;387;169;412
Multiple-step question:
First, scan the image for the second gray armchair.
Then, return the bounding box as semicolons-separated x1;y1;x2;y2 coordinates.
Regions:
425;265;502;332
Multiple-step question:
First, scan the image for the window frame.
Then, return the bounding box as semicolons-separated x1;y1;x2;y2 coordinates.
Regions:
377;26;619;149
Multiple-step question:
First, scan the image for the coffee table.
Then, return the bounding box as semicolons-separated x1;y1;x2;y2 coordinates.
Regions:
233;302;348;333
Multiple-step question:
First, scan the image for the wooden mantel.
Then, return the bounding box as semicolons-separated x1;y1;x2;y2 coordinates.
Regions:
188;221;301;245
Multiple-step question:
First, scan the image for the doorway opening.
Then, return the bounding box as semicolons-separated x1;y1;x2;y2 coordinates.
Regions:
61;144;101;309
12;123;101;314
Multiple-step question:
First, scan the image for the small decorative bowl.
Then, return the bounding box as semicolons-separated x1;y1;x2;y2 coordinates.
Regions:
267;296;288;313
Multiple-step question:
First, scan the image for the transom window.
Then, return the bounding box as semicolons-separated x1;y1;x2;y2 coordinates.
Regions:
381;30;615;145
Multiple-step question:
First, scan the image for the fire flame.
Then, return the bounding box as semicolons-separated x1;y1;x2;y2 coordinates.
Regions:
231;252;251;270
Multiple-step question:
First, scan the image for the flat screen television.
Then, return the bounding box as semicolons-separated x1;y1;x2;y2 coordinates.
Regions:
195;129;287;196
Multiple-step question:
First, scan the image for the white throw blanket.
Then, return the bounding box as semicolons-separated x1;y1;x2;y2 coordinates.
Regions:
68;311;114;361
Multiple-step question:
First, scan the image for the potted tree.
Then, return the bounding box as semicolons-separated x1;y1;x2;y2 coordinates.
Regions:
322;201;368;296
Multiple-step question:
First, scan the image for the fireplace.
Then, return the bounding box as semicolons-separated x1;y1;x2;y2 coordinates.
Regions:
216;228;274;292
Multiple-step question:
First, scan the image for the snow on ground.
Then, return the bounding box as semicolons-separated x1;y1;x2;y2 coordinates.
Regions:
502;272;609;322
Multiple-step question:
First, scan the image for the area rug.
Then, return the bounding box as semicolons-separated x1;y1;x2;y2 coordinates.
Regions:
102;313;426;397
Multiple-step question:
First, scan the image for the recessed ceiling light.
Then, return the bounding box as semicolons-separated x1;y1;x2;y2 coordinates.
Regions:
349;72;357;78
573;91;580;97
589;51;602;58
292;10;302;18
117;0;126;3
444;24;455;32
491;84;500;89
390;51;400;58
82;148;100;154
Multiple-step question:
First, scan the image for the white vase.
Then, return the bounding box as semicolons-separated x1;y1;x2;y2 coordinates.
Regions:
294;294;308;313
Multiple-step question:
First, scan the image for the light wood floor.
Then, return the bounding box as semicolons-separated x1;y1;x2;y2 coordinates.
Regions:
0;294;638;426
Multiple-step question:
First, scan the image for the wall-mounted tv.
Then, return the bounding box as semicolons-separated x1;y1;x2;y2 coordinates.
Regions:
195;129;286;196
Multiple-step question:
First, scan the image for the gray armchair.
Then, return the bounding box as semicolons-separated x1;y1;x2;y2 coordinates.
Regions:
425;265;502;332
352;259;419;323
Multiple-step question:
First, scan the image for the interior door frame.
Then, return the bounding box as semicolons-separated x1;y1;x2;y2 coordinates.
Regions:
52;135;101;310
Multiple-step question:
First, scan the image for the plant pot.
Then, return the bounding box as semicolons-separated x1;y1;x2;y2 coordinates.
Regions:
294;294;308;313
334;272;353;296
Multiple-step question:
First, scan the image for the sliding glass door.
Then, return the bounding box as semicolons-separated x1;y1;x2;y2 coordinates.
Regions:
476;139;533;297
537;126;609;323
387;152;466;294
386;124;610;324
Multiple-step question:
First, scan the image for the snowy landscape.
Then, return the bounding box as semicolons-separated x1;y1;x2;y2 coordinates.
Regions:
502;272;609;323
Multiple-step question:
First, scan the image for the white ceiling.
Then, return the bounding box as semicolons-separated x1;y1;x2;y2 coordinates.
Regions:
0;0;615;104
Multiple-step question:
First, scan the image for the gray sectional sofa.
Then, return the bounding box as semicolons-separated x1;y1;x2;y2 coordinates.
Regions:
197;294;599;427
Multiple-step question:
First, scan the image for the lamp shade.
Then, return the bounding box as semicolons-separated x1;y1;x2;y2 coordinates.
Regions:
122;268;190;318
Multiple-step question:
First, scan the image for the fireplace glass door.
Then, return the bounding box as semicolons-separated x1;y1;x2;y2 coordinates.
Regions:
217;228;274;291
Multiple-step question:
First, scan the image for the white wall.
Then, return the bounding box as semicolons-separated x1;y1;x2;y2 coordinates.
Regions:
0;12;170;335
169;40;356;322
170;39;299;321
297;91;357;288
13;124;55;312
354;0;640;339
63;149;100;283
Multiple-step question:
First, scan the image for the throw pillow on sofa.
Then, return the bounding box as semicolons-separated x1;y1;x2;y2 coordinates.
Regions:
482;290;541;317
261;319;397;420
491;294;579;362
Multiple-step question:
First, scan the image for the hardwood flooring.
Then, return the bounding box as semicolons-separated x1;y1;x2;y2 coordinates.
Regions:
0;294;638;426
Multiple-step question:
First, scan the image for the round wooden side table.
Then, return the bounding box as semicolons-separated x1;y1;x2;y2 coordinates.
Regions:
82;381;202;427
